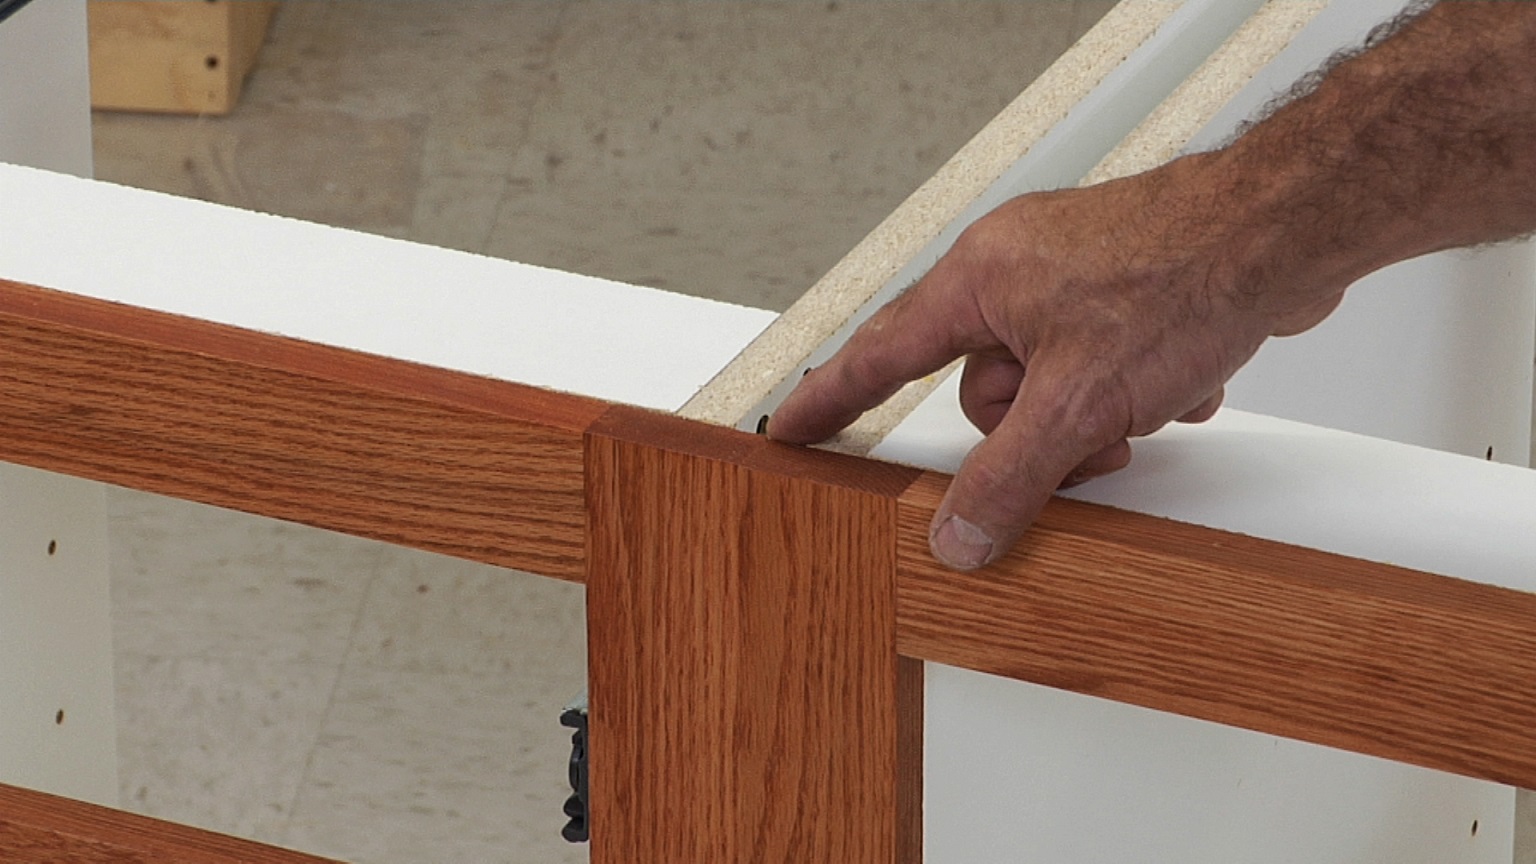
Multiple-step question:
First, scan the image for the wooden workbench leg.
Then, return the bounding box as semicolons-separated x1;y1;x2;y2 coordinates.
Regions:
585;407;921;863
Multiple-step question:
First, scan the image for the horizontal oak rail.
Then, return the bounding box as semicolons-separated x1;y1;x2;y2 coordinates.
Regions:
900;472;1536;790
0;279;601;581
0;783;342;863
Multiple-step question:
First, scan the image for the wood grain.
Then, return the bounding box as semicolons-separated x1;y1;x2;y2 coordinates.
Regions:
0;783;341;863
898;471;1536;789
0;279;603;581
586;406;922;864
12;275;1536;853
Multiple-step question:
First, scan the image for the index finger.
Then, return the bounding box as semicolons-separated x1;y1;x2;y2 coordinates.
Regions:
766;260;987;444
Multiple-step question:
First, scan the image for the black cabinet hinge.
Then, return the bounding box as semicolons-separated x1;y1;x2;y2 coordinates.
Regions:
559;693;589;844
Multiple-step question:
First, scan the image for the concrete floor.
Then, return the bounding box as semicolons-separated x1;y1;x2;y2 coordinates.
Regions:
92;2;1113;862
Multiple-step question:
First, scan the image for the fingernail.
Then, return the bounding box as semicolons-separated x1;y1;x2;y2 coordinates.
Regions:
932;515;994;571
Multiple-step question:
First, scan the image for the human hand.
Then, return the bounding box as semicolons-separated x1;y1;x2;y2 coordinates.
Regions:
768;154;1345;570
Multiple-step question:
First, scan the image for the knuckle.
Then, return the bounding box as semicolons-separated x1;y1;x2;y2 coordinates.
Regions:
1031;373;1133;454
1074;383;1132;445
954;214;1019;269
954;450;1035;527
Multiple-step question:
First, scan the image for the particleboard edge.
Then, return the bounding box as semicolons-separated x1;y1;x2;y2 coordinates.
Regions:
676;0;1185;428
824;0;1331;453
1083;0;1328;185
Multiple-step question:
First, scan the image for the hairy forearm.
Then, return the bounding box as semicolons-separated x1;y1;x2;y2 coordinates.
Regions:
1196;1;1536;316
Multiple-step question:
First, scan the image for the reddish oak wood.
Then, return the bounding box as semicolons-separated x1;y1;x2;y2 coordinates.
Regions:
898;471;1536;788
585;406;923;864
0;280;603;580
11;276;1536;858
0;783;341;863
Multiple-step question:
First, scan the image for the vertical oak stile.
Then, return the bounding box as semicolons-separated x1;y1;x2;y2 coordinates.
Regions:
585;406;923;864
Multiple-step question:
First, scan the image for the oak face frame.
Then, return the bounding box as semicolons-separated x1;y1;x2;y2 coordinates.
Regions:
4;278;1536;862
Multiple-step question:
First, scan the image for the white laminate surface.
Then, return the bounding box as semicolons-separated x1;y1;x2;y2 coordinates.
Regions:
0;163;775;412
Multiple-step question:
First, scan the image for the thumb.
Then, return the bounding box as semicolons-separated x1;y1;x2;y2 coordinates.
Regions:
930;369;1120;570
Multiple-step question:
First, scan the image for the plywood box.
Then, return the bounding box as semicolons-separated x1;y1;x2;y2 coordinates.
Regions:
87;0;277;114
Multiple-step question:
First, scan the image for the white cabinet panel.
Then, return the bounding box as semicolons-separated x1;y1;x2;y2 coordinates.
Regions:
0;464;117;806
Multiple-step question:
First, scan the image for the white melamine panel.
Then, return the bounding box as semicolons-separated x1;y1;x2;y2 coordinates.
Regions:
928;670;1503;864
0;463;118;806
880;374;1536;599
1228;246;1536;465
0;164;775;412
